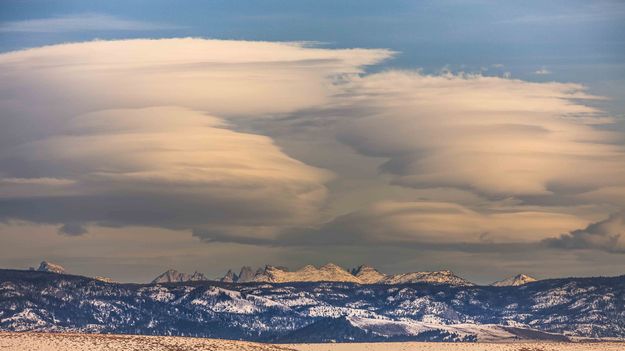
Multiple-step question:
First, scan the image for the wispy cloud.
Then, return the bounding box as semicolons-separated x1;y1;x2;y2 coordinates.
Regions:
0;14;179;33
534;67;551;75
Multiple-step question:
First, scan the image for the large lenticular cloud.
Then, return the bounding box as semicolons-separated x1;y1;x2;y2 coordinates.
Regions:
0;38;390;239
0;38;624;251
274;71;625;247
336;71;624;199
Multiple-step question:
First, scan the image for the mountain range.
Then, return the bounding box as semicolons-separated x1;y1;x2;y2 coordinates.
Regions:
26;260;538;287
172;263;526;287
0;268;623;342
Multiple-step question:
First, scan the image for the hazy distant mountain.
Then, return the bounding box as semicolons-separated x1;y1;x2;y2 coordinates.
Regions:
219;263;472;286
2;268;623;341
492;274;538;287
237;266;256;283
151;269;207;284
35;261;65;274
220;270;238;283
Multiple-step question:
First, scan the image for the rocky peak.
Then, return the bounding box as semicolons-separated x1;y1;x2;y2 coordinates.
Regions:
220;270;238;283
237;266;255;283
352;265;386;284
381;270;474;286
151;269;207;284
37;261;66;274
491;274;538;287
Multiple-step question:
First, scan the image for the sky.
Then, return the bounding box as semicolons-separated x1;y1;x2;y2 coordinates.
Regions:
0;0;625;284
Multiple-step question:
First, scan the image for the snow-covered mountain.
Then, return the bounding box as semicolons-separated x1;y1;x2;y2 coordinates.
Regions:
492;274;538;287
252;263;362;283
151;269;208;284
219;263;471;286
381;269;474;286
1;268;623;342
35;261;65;274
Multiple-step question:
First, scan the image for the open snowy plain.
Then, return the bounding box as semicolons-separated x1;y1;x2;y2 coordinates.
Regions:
1;333;624;351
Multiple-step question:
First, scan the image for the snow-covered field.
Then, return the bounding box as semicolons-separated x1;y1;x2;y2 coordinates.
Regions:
2;332;625;351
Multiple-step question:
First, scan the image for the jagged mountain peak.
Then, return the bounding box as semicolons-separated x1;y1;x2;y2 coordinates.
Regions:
220;269;238;283
151;269;207;284
491;273;538;287
250;263;360;283
237;266;255;283
320;262;343;270
36;261;66;274
352;264;386;284
218;263;473;285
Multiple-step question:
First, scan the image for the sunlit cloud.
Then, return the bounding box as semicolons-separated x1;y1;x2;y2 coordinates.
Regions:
0;38;623;258
279;201;588;246
0;39;390;239
334;71;623;200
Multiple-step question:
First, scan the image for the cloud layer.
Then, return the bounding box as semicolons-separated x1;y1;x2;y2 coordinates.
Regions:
336;71;624;199
282;201;589;246
544;212;625;252
1;38;624;257
0;39;389;239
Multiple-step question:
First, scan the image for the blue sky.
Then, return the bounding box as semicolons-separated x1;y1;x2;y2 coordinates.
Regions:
2;1;624;79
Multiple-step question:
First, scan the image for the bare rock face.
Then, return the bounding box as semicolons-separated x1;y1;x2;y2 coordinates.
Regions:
351;265;386;284
237;266;255;283
151;269;207;284
252;263;361;283
220;270;238;283
36;261;66;274
219;263;473;286
491;274;538;287
381;269;474;286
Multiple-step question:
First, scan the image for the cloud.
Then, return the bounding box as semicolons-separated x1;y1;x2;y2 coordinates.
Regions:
543;212;625;253
0;14;178;33
278;201;588;247
1;38;623;257
0;106;332;238
58;223;88;236
0;39;390;239
333;71;624;201
534;67;551;75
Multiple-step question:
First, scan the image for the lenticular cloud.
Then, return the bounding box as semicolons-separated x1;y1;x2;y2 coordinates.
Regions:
0;38;623;249
0;38;389;239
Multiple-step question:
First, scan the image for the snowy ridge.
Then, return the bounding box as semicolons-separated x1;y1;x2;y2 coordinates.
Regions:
0;269;623;342
380;270;473;286
492;274;537;287
253;264;361;283
35;261;65;274
219;263;473;286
